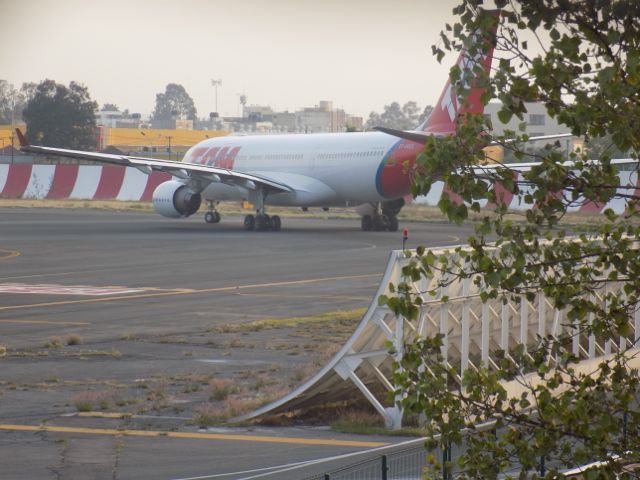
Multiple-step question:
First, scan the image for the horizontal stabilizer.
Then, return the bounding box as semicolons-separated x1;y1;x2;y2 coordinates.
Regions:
373;127;431;145
376;126;573;147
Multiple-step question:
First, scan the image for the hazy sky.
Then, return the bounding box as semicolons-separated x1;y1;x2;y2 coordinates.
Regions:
3;0;463;119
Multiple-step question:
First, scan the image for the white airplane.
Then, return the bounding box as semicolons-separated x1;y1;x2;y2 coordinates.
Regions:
16;34;498;232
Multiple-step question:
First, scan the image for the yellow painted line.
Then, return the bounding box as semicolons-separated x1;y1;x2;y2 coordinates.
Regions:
0;272;76;281
0;273;380;312
236;292;371;301
76;412;130;419
0;249;20;261
0;424;387;448
0;319;90;326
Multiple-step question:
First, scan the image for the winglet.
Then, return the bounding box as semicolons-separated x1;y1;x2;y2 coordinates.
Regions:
15;128;28;147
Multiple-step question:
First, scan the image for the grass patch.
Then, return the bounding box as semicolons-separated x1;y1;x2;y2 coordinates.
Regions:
0;198;618;231
330;410;425;437
64;349;122;358
213;308;366;334
208;378;237;401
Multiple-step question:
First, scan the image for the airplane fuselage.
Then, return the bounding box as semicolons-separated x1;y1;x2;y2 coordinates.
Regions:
182;131;422;207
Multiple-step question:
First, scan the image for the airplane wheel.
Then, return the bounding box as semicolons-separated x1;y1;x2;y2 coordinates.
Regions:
373;215;385;231
256;214;270;231
271;215;281;231
386;215;399;232
361;215;373;231
244;214;255;231
205;211;221;224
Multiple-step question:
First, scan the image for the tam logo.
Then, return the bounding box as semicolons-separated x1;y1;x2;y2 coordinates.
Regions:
188;146;242;169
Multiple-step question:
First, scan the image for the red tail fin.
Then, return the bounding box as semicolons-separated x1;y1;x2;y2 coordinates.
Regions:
419;14;497;134
15;128;28;147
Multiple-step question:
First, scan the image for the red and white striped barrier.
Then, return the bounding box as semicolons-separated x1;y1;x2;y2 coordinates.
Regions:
0;163;637;214
0;164;170;201
415;169;639;214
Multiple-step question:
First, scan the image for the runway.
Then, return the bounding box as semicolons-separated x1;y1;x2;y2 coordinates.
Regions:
0;207;473;479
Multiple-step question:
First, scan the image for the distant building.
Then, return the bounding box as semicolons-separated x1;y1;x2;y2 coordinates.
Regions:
296;101;350;133
243;105;275;123
95;109;123;128
272;112;297;132
219;100;362;134
346;115;364;131
96;109;143;129
485;102;575;160
174;119;194;130
484;102;568;137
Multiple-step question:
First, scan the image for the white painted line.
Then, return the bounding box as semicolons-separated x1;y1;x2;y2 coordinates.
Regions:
170;436;426;480
0;283;145;296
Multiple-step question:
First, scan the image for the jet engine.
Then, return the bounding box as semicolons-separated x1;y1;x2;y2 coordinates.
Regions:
152;180;202;218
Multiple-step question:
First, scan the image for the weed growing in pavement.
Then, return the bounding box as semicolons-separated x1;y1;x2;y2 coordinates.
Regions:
72;391;112;412
193;403;226;426
208;378;237;401
65;334;82;346
45;336;63;348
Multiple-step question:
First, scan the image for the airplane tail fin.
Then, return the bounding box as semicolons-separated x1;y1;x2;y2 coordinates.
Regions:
417;11;498;134
15;128;29;147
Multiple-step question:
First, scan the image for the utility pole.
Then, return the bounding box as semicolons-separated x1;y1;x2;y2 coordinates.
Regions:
211;79;222;114
9;87;15;164
165;135;173;160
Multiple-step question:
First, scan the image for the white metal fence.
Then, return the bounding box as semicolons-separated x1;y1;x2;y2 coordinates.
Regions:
244;241;639;430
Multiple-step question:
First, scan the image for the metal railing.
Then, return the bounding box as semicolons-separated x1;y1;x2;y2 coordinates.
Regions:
303;445;434;480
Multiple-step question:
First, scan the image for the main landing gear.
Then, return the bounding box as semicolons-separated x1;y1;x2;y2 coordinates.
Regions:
204;201;221;224
360;199;403;232
243;213;282;231
361;213;399;232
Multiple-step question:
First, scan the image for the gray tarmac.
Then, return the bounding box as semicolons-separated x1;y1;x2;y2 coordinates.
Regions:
0;207;474;479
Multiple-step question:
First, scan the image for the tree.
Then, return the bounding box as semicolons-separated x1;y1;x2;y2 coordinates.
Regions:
151;83;197;128
101;103;119;112
0;80;32;124
365;101;433;130
22;80;98;150
384;2;640;477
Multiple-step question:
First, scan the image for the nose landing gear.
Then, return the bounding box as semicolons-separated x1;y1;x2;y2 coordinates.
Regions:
204;201;221;224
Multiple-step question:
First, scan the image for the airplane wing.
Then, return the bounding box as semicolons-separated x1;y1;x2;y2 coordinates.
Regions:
374;126;573;145
14;128;291;194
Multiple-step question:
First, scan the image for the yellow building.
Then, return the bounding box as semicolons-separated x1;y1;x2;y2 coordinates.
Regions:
0;124;25;149
99;127;228;150
0;124;228;153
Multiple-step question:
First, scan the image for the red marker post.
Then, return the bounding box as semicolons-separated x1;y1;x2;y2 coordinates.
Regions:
402;228;409;251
